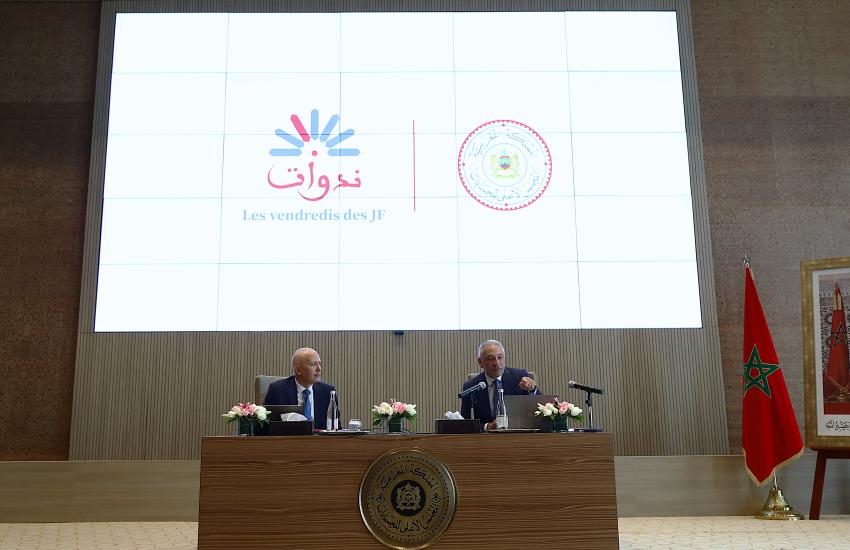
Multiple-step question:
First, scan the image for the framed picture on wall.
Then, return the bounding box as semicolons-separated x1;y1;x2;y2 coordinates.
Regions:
802;256;850;448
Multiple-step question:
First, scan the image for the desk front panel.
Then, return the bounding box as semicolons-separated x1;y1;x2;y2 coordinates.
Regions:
198;433;618;549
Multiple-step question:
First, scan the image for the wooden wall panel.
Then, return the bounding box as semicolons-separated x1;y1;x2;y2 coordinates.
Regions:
70;327;727;459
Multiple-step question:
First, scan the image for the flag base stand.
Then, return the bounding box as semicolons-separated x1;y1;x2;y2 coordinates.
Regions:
754;485;804;520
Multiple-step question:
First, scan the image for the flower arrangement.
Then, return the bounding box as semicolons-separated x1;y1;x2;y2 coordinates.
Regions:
222;402;270;425
535;399;584;423
371;399;417;428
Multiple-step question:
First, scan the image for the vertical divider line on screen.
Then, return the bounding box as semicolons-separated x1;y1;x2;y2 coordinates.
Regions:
563;11;583;329
337;13;344;330
215;14;231;331
450;13;462;329
412;120;416;212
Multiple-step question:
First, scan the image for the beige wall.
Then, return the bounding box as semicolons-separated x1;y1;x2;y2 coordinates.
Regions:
2;0;849;460
691;0;850;452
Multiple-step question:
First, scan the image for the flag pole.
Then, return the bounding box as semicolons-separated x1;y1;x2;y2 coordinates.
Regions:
754;473;803;520
742;257;805;520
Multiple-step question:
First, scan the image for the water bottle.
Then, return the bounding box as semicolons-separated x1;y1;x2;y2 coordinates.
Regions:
327;390;339;431
496;388;508;430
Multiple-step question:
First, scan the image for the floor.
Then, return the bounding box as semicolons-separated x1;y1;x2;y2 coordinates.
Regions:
619;516;850;549
1;516;849;549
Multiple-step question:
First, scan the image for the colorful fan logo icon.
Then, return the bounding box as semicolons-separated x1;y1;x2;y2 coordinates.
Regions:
269;109;360;158
266;108;363;202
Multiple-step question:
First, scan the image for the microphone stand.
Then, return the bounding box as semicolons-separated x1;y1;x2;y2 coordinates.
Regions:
580;390;604;432
459;384;485;430
584;390;594;430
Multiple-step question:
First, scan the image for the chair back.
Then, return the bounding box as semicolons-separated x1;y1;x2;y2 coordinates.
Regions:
255;375;285;405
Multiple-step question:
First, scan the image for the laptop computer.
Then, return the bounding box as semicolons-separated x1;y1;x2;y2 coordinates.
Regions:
503;394;559;429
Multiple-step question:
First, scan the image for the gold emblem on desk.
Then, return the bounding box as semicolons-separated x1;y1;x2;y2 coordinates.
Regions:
359;449;457;549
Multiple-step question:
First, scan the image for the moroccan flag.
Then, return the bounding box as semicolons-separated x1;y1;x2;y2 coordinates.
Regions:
824;283;850;403
742;264;803;486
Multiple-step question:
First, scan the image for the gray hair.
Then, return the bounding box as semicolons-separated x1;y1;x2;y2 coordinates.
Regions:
477;339;505;358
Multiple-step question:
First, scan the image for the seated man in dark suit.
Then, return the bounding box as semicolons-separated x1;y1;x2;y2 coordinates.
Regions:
263;347;338;430
460;339;540;430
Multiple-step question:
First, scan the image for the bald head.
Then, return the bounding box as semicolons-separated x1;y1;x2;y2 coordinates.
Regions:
291;347;322;387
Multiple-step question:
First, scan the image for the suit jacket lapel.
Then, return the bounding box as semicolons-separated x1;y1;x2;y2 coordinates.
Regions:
284;377;298;404
502;368;517;393
473;372;491;420
314;385;328;426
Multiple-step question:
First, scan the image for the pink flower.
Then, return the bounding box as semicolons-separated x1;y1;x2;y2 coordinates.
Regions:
558;402;571;414
392;401;407;414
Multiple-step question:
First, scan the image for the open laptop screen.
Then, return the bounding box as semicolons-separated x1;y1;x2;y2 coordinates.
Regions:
503;394;559;429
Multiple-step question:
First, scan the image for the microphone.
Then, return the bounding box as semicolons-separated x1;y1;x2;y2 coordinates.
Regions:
569;380;604;395
458;381;487;398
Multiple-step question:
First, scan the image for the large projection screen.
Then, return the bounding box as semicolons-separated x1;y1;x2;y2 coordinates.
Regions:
93;7;701;332
72;0;727;460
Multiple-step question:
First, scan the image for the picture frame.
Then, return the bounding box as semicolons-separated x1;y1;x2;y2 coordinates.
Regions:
801;256;850;448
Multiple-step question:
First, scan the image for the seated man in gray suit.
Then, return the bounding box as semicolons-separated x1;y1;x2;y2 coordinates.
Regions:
460;339;539;430
263;347;338;430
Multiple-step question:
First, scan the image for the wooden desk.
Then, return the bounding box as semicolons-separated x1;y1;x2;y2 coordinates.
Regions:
198;433;619;549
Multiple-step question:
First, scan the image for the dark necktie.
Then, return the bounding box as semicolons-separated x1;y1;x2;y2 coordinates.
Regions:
492;379;502;417
303;388;313;421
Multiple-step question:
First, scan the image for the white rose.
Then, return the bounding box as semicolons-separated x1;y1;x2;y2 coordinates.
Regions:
378;402;393;415
256;411;268;421
406;404;417;416
570;407;582;416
